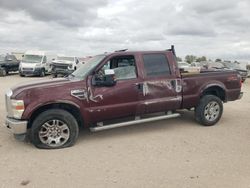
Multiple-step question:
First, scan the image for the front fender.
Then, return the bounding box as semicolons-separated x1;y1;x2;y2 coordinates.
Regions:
22;100;80;119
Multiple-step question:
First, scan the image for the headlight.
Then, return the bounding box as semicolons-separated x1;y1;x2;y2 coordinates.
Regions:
68;64;73;69
11;100;25;119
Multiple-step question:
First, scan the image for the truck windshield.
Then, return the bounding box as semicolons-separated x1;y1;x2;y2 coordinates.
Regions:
71;55;106;79
57;56;74;62
23;55;43;63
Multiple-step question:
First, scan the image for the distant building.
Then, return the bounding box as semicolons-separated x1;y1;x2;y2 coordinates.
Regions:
11;52;24;61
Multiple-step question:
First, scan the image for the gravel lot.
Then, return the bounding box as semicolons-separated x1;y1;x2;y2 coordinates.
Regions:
0;74;249;188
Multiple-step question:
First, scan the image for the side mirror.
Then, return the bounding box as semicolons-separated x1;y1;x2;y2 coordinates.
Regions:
92;69;116;87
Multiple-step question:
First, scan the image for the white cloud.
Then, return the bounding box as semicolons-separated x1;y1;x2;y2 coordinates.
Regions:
0;0;249;61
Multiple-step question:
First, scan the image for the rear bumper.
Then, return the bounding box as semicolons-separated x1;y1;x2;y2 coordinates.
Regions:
5;117;27;135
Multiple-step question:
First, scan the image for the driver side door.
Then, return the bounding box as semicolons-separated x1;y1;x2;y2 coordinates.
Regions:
87;54;144;123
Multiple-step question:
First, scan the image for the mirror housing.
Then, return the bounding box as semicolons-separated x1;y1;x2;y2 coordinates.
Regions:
92;69;116;87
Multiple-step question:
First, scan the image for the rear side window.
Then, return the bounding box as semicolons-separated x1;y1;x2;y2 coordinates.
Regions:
142;54;171;77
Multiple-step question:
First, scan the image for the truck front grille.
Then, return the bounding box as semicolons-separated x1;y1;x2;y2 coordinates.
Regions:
22;68;33;71
53;63;69;70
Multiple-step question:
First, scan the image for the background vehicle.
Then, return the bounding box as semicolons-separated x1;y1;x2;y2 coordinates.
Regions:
19;50;56;77
177;62;190;69
222;62;248;82
247;64;250;77
178;62;200;73
5;46;243;149
51;56;79;77
0;54;20;76
191;62;201;68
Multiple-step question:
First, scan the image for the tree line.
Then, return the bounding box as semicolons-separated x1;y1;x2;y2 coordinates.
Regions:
177;55;225;64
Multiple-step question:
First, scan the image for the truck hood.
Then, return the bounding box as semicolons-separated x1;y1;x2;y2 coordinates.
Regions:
20;62;39;68
11;78;78;98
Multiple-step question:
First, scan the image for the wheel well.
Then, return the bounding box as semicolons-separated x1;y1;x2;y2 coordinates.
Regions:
201;86;226;101
27;103;84;129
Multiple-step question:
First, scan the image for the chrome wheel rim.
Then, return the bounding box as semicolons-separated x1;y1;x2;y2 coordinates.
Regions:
38;119;70;147
204;101;220;122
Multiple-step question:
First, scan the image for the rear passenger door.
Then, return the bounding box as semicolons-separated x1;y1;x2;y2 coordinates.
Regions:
140;53;182;113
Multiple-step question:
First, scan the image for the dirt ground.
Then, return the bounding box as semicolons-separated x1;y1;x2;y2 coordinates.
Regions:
0;74;249;188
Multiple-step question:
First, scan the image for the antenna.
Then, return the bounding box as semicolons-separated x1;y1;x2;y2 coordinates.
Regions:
166;45;176;57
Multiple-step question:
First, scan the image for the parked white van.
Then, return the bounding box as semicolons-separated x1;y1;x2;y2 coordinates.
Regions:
19;50;56;77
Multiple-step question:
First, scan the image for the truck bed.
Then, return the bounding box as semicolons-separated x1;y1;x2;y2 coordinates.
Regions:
181;69;241;109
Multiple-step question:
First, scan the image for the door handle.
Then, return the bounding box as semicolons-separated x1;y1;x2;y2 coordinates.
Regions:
170;79;182;92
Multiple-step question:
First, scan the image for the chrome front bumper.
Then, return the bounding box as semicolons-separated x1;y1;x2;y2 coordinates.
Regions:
5;117;28;135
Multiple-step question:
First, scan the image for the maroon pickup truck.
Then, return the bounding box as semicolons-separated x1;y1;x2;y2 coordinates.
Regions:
5;46;243;149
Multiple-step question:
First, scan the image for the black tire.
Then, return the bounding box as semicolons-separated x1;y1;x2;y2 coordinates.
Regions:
195;95;223;126
40;69;45;77
30;109;79;149
53;74;57;78
0;68;7;76
19;72;25;77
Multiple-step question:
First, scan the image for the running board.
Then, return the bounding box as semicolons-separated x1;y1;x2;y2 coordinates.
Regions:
90;113;181;132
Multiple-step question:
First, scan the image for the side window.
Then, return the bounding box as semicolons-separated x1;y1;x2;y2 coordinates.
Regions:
142;54;171;77
98;55;137;80
42;56;47;63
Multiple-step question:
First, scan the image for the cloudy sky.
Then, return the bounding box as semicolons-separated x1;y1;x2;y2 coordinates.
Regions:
0;0;250;61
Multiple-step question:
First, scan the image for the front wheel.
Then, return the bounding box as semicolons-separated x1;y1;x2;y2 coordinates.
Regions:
40;69;45;77
0;68;7;76
30;109;79;149
195;95;223;126
52;74;57;78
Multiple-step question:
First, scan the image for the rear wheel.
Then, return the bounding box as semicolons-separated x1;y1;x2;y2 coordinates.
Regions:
195;95;223;126
30;109;79;149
